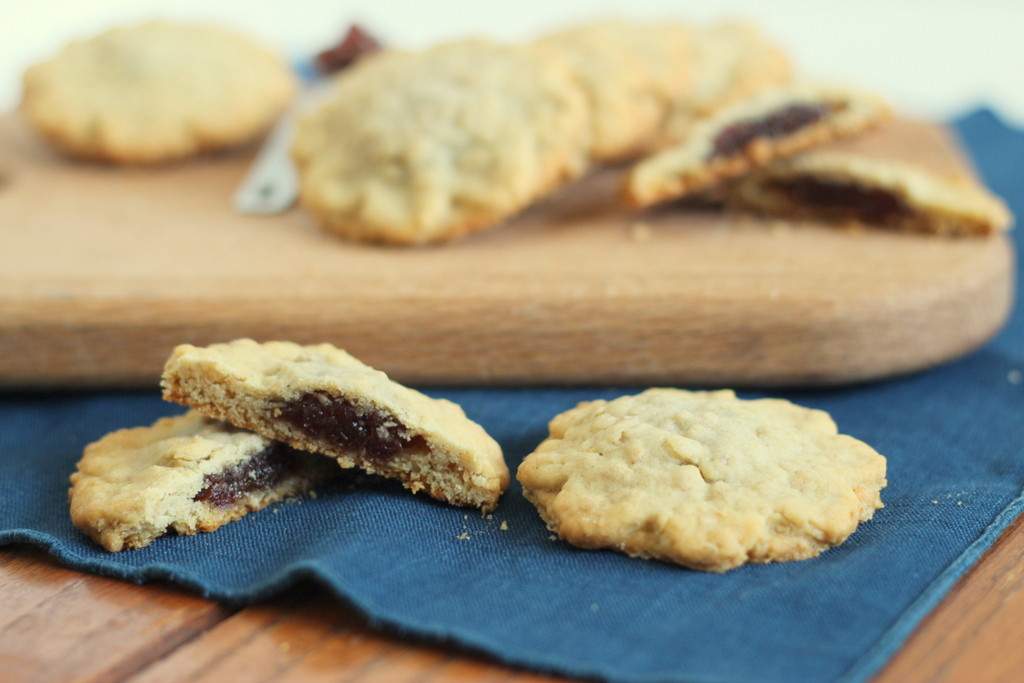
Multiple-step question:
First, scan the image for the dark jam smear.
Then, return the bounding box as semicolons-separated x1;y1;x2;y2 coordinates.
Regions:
194;442;301;508
709;104;832;159
315;24;383;74
770;177;912;224
278;391;416;462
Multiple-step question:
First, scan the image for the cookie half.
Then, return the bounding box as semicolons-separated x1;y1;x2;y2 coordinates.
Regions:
536;19;692;161
21;21;297;164
161;339;509;511
655;21;791;148
625;83;890;207
69;411;336;552
725;150;1014;236
517;389;886;572
292;40;590;245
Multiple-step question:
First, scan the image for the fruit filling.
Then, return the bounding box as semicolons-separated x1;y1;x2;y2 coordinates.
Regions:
710;103;832;159
195;442;302;508
278;391;422;461
768;177;912;223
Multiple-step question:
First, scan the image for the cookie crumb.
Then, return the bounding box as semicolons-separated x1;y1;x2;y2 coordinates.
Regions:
485;513;493;520
456;532;470;540
549;534;558;541
308;490;317;499
629;222;652;242
500;520;509;531
957;501;963;506
589;603;599;613
1008;369;1022;385
932;500;938;504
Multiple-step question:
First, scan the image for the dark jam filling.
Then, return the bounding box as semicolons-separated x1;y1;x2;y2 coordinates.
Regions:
709;104;832;159
315;24;383;74
277;391;415;462
770;177;912;224
194;442;301;508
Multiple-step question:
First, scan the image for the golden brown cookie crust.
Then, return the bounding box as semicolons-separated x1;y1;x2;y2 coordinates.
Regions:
517;389;886;572
21;21;297;164
292;40;590;245
726;150;1014;236
625;83;891;207
161;339;509;511
69;411;333;552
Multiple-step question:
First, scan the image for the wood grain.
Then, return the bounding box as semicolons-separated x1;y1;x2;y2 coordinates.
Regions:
2;512;1023;683
0;549;230;682
0;114;1013;389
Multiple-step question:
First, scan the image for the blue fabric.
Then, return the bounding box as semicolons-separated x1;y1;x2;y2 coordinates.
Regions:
2;110;1022;683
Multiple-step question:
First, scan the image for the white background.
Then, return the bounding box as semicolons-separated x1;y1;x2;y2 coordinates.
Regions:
4;0;1024;127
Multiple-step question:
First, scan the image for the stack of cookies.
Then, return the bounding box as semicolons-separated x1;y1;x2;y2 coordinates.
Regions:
69;339;508;552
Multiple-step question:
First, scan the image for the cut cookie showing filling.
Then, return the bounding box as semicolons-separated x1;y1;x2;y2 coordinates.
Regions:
725;150;1013;236
625;83;890;207
161;339;509;511
69;411;338;552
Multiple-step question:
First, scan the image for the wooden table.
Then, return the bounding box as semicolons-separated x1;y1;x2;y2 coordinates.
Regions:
2;514;1023;682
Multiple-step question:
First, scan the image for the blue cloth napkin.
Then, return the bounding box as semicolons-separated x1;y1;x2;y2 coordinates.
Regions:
2;110;1022;683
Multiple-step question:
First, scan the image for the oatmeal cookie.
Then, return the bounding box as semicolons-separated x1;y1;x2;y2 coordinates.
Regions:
161;339;508;511
21;21;297;164
726;150;1013;236
625;83;890;207
292;40;590;245
517;389;886;572
656;21;791;148
69;411;336;552
537;19;692;161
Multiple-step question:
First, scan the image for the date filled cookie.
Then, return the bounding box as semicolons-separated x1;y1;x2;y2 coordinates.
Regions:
625;83;890;207
725;150;1014;236
21;21;297;164
161;339;509;511
291;40;590;245
70;411;337;552
517;389;886;572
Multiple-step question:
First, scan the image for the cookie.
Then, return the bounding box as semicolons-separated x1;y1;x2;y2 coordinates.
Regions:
725;150;1014;236
537;19;692;161
292;40;590;245
655;21;791;148
21;21;297;164
69;411;336;552
161;339;509;511
517;389;886;572
625;83;890;207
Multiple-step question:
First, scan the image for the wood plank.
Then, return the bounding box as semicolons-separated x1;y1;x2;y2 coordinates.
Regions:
0;114;1012;388
0;547;231;682
129;584;568;683
873;514;1024;683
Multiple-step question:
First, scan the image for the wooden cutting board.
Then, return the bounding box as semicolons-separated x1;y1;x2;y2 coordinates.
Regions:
0;113;1013;388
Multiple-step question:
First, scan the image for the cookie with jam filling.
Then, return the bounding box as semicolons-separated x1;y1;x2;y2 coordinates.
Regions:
69;411;337;552
161;339;508;511
725;150;1013;236
624;83;890;207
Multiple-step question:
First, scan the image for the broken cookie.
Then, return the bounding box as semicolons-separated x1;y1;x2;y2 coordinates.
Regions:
70;411;337;552
725;150;1013;236
625;83;890;207
161;339;508;511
